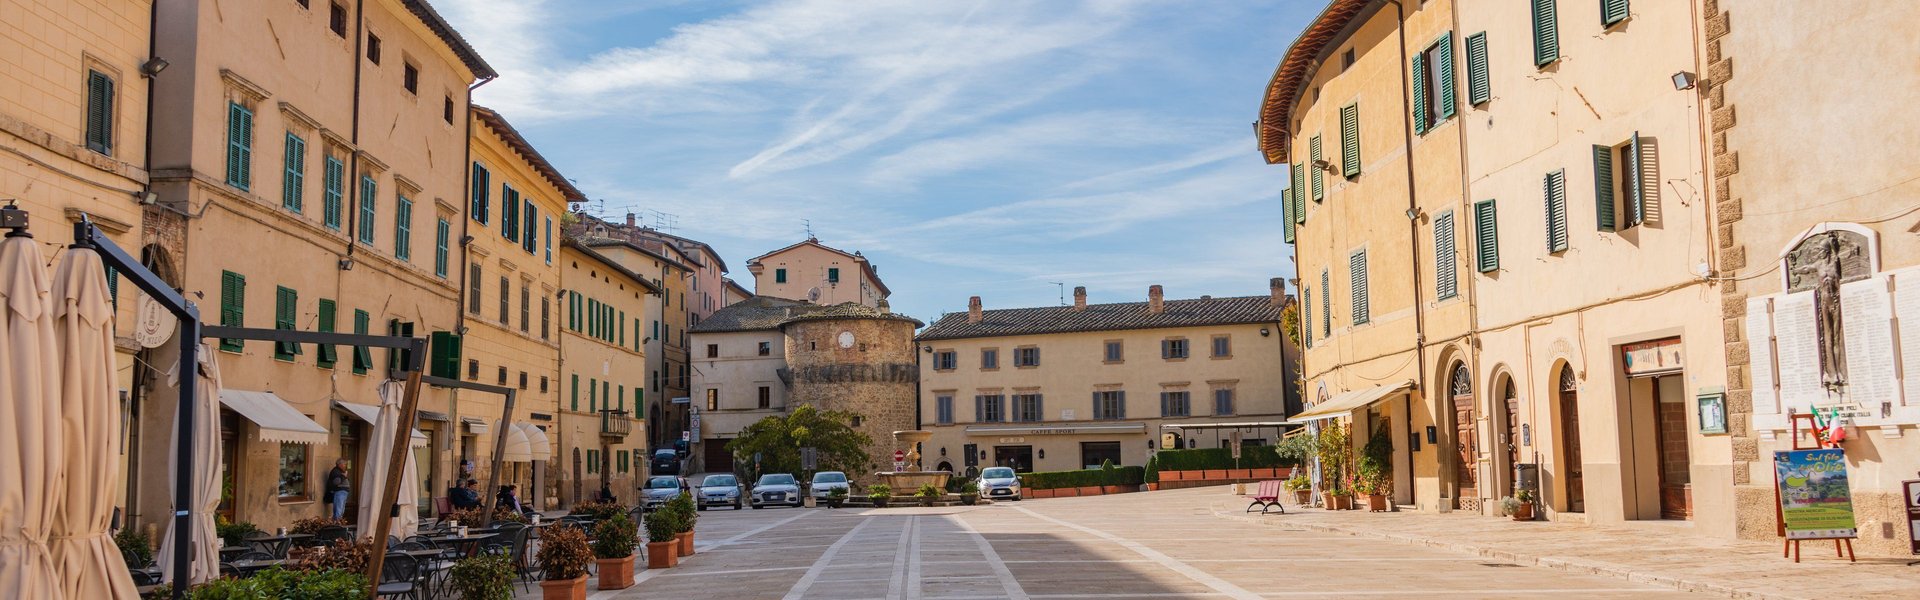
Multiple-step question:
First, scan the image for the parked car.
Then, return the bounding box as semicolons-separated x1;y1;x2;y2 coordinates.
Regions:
650;449;682;476
979;467;1021;501
751;473;803;508
640;475;686;510
809;471;851;501
695;474;744;511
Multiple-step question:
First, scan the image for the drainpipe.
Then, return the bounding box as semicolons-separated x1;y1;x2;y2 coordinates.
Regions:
451;72;494;498
1385;0;1431;509
344;0;365;264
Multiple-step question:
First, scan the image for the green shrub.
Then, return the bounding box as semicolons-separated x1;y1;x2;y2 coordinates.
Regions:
663;492;697;533
915;483;940;498
1151;445;1298;472
644;511;678;543
114;527;153;567
1015;466;1146;490
187;567;365;600
1144;456;1159;484
449;553;514;600
213;516;259;548
569;500;628;520
591;514;638;559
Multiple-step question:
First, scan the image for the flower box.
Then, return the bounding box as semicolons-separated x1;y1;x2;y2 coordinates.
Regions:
596;556;634;590
646;541;677;569
540;575;587;600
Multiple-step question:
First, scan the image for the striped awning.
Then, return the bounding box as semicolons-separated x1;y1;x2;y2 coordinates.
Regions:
219;390;329;445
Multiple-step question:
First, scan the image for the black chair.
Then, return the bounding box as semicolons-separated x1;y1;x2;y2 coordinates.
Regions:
241;532;289;558
120;548;147;570
375;553;420;600
130;568;161;587
234;550;276;563
313;525;351;547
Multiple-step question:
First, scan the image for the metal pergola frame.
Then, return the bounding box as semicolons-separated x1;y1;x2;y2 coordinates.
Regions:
419;375;519;527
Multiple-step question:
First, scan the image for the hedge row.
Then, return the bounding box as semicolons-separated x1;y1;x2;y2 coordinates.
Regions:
1016;466;1145;490
1152;446;1297;472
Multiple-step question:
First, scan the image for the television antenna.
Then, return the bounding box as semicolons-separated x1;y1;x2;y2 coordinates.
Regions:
803;219;814;240
1050;282;1065;306
648;210;679;234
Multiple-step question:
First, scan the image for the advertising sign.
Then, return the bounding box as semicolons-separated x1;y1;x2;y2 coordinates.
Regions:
1622;337;1684;377
1903;479;1920;556
1774;449;1858;540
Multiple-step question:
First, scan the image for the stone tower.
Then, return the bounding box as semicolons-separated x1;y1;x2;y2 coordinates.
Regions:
780;303;922;482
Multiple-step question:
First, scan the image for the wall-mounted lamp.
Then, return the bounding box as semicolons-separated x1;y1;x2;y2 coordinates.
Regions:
137;192;158;205
1036;449;1045;460
1671;71;1697;91
1147;439;1155;449
939;447;947;456
338;258;354;271
978;450;987;461
139;57;170;77
1405;208;1425;221
1312;159;1337;173
459;235;475;246
922;345;933;353
1259;327;1272;337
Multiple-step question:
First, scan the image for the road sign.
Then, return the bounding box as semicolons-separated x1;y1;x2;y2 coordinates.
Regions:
894;449;905;462
671;396;691;405
689;409;702;439
893;461;907;472
801;447;818;470
1230;432;1244;460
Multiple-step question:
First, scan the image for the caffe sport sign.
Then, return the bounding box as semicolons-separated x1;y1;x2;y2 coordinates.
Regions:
1774;449;1858;540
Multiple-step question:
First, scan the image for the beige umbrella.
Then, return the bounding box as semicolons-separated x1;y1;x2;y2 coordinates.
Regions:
49;247;137;598
154;344;222;586
0;234;64;597
356;381;419;540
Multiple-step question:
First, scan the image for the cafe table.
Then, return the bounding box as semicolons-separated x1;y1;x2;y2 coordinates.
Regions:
229;558;288;576
423;532;498;557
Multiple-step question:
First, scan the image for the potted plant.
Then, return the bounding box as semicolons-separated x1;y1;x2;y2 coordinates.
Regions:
535;524;592;600
592;514;639;590
643;510;678;569
449;552;515;600
665;492;697;557
916;483;941;507
1324;487;1353;510
867;484;892;508
1144;456;1160;491
1283;473;1312;505
958;481;979;506
1356;424;1394;512
826;487;848;508
1511;489;1536;521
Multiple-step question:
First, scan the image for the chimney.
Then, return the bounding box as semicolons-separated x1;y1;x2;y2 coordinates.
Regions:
1072;286;1087;311
625;212;636;227
1148;285;1164;314
968;296;983;323
877;298;891;314
1270;277;1287;307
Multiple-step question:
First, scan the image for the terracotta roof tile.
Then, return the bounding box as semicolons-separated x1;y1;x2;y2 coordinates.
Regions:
916;295;1282;342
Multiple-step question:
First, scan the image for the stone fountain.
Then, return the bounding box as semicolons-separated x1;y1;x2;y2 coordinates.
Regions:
874;430;949;495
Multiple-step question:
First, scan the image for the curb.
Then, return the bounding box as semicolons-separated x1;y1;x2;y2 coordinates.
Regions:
1204;504;1799;600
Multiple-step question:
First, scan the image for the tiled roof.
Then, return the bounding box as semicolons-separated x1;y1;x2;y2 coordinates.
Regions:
579;237;690;273
561;238;662;294
916;296;1282;341
472;106;586;201
401;0;497;79
691;298;924;333
1255;0;1370;164
778;302;923;328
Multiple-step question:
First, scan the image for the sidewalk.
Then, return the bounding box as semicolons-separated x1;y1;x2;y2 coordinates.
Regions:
1198;491;1918;599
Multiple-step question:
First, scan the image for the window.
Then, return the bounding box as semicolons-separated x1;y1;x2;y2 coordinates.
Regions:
518;371;528;390
522;201;536;254
329;2;347;37
403;62;419;94
273;286;300;360
316;299;337;368
470;360;480;381
1594;133;1645;231
1081;442;1121;470
366;33;381;64
277;443;309;500
1532;0;1559;67
980;348;998;370
394;195;413;260
1341;48;1356;71
1435;211;1458;300
758;386;771;409
497;277;509;324
1544;169;1568;253
434;218;449;277
357;176;377;244
500;185;520;242
219;270;245;352
1214;388;1235;416
1093;391;1126;420
296;0;308;8
1339;103;1360;178
281;134;305;212
1161;391;1190;417
444;95;454;124
705;388;718;411
1350;249;1370;325
85;70;114;155
224;102;253;190
1014;347;1040;367
1412;33;1455;135
351;309;371;374
1465;32;1490;106
540;376;548;393
758;341;770;356
775;268;787;283
1474;199;1500;272
322;156;344;229
519;284;530;333
586;450;598;474
469;163;490;224
1104;341;1123;363
828;267;840;283
540;297;550;340
1162;339;1188;360
1211;335;1231;358
1012;394;1043;422
933;350;956;370
706;344;719;358
975;395;1005;423
467;265;482;313
1319;269;1331;337
1602;0;1629;27
544;218;553;264
1309;135;1323;201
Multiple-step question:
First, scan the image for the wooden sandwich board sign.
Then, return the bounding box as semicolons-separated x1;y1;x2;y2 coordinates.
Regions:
1772;414;1856;563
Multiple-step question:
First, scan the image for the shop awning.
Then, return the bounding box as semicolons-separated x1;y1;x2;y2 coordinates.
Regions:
332;400;430;447
501;425;531;463
964;423;1147;435
461;417;488;434
416;410;449;422
1159;421;1297;431
1286;380;1415;424
517;423;551;461
219;390;330;445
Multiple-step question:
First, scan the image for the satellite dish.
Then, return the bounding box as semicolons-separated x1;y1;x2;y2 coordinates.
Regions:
807;287;822;302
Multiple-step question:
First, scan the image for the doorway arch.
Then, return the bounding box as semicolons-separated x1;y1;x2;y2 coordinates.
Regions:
1446;362;1477;509
1492;372;1520;498
1554;363;1585;513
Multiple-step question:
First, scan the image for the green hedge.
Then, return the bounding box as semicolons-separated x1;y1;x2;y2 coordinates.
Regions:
1151;446;1297;472
1017;466;1145;490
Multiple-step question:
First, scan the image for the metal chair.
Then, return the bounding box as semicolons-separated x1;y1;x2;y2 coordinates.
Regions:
241;531;289;558
313;525;352;547
234;550;276;563
375;553;420;600
217;562;242;580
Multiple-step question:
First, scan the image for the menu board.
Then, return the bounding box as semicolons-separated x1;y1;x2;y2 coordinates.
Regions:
1839;279;1895;408
1772;293;1823;407
1747;297;1778;415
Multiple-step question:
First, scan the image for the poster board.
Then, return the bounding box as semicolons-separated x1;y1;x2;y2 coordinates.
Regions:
1904;479;1920;556
1773;449;1858;540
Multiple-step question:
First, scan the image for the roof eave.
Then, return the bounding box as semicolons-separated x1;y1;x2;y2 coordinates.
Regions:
1255;0;1373;165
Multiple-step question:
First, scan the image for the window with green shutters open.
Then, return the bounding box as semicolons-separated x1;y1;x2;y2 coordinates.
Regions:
1282;179;1296;244
1319;269;1331;337
1465;32;1490;106
1544;170;1569;253
316;299;337;368
351;309;372;375
1592;132;1646;231
358;176;377;244
544;217;553;264
219;271;245;352
434;218;450;277
1302;288;1313;349
323;157;344;230
501;185;520;242
1339;103;1361;178
1292;163;1306;224
1532;0;1560;67
1474;199;1500;272
394;196;413;261
1349;249;1369;325
85;71;114;155
470;163;490;224
1412;33;1456;135
225;102;254;190
273;286;300;361
1602;0;1629;27
282;134;306;213
1309;135;1324;201
1435;210;1458;300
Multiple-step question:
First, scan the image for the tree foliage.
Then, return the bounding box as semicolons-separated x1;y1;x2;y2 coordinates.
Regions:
725;405;874;481
1279;301;1301;347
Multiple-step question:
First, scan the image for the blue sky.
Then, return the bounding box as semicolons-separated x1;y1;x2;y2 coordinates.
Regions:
437;0;1309;323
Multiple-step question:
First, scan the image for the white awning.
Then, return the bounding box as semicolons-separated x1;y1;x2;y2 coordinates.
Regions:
501;425;531;463
517;423;551;461
332;400;430;447
461;417;488;434
1286;380;1415;424
963;423;1147;435
1160;421;1296;430
219;390;330;445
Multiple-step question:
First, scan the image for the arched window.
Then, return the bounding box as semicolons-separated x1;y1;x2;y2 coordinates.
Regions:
1450;363;1472;397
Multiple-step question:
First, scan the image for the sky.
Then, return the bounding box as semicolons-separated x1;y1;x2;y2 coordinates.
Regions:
435;0;1310;324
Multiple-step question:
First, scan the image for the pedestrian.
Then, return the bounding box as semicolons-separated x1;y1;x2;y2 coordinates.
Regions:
448;478;481;510
325;459;351;519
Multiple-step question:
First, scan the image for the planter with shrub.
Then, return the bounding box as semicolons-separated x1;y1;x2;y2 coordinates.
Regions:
214;514;260;547
1508;490;1536;521
959;481;979;506
449;552;515;600
825;487;848;508
180;567;366;600
535;524;592;600
665;492;697;557
644;511;678;569
1283;473;1313;506
288;516;348;535
916;483;941;507
592;514;639;589
866;484;892;508
570;500;628;521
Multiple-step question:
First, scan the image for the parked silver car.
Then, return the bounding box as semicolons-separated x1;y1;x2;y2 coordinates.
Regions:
809;471;851;501
751;473;803;508
979;467;1021;501
696;474;744;511
641;475;686;510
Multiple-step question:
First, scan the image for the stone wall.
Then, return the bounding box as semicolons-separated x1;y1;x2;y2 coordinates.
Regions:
783;316;919;483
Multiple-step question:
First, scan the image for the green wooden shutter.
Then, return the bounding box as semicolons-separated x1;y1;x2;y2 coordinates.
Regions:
434;218;450;277
1545;170;1568;253
470;163;490;224
1602;0;1629;26
1626;131;1645;227
358;176;377;244
1292;163;1307;224
501;186;519;242
1282;187;1296;243
571;374;580;411
352;309;372;374
85;71;113;154
1474;200;1500;272
523;201;536;253
1411;51;1428;135
1349;250;1369;325
394;196;413;261
1436;33;1456;120
274;286;299;360
1466;32;1490;105
1533;0;1560;67
429;331;462;379
225;103;253;189
1340;103;1360;177
323;157;344;230
1593;144;1616;231
1302;288;1312;349
1310;136;1324;201
617;385;625;411
590;377;598;412
219;270;244;352
1319;269;1330;337
282;134;305;212
1435;211;1458;300
316;299;337;367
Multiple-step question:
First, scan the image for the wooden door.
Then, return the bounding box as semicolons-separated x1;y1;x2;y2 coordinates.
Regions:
1558;368;1585;512
1449;364;1477;501
1653;376;1693;519
1501;379;1520;484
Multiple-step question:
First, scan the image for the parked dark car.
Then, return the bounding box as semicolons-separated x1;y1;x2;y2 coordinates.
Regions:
651;448;682;476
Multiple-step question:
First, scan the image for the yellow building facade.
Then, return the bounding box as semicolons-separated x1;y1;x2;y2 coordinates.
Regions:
570;236;685;449
557;239;655;504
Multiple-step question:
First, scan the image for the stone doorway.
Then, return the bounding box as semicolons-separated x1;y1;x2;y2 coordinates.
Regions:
1448;363;1478;510
1558;366;1585;513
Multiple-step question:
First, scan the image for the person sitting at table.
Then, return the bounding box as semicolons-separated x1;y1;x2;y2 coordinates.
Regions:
497;484;526;514
449;479;481;510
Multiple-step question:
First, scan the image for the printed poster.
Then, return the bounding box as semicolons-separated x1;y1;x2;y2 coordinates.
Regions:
1774;449;1857;540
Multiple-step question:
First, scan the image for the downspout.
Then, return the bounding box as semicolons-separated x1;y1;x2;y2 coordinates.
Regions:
451;72;495;497
1385;0;1431;508
1444;0;1487;508
344;0;366;265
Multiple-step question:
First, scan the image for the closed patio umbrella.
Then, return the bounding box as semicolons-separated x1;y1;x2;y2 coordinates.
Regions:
49;246;136;598
357;381;419;540
0;232;63;598
154;345;222;586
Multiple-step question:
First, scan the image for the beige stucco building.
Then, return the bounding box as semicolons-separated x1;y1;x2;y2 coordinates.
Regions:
555;239;655;505
687;296;802;473
747;238;890;308
572;234;690;448
138;0;492;530
1258;0;1729;534
723;278;752;307
915;284;1297;474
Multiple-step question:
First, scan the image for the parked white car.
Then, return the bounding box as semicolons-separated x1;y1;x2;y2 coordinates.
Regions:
979;467;1021;501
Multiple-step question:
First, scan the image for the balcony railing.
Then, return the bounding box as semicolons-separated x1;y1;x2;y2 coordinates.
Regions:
600;410;632;438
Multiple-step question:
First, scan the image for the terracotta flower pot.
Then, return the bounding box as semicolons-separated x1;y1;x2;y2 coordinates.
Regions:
1322;492;1352;510
1102;485;1124;495
540;575;587;600
676;531;694;557
1291;489;1311;505
1146;483;1160;491
1365;493;1388;512
1076;486;1102;496
596;556;635;589
646;541;677;568
1512;502;1534;521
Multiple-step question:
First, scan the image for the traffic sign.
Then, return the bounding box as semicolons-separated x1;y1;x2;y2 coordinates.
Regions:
1230;432;1244;460
894;449;905;462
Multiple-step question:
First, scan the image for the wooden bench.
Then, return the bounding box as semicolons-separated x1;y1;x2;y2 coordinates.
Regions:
1246;480;1284;514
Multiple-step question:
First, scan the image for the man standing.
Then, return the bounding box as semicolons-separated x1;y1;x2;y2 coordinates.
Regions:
325;459;352;519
